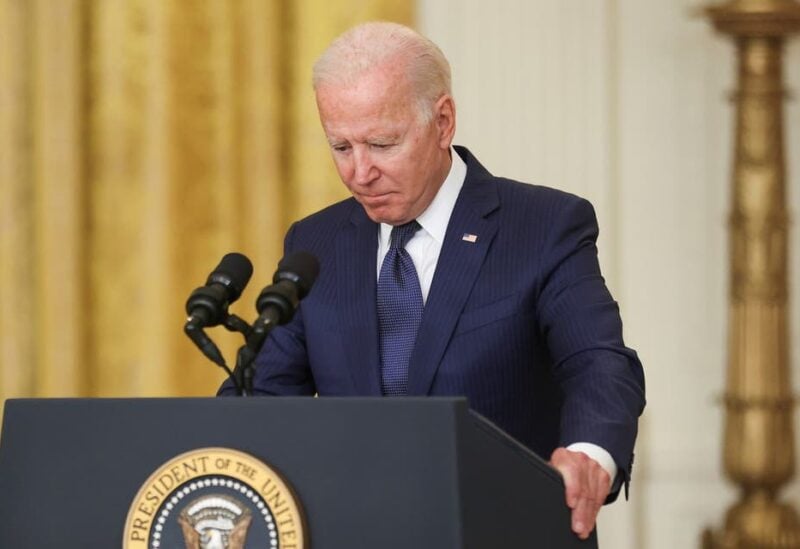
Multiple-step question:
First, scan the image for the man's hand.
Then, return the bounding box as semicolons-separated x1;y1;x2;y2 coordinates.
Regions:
550;447;611;540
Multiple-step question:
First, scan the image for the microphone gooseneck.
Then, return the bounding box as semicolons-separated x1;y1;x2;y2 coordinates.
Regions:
235;252;320;396
184;252;253;373
184;251;319;397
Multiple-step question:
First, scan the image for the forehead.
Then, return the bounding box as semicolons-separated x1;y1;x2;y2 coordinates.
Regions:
315;66;418;138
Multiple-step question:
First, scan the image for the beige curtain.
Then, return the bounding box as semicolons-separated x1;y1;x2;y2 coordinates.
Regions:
0;0;413;404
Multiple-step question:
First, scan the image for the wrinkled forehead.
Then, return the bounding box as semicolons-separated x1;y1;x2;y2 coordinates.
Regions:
317;49;412;88
320;59;414;98
315;67;418;127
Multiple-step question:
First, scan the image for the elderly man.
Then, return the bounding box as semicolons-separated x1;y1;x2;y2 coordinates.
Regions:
221;22;645;540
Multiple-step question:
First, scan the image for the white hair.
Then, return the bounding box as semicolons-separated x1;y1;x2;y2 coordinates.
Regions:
312;22;452;122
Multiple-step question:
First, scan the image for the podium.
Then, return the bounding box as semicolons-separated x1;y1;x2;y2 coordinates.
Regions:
0;397;596;548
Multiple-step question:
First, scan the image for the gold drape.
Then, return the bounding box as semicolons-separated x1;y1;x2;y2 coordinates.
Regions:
0;1;413;403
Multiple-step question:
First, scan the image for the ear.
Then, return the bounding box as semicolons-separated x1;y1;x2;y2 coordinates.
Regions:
433;94;456;149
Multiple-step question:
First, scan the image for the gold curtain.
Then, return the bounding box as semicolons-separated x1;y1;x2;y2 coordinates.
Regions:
0;0;413;404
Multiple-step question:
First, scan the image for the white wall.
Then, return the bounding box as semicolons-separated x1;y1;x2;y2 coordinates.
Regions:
418;1;800;547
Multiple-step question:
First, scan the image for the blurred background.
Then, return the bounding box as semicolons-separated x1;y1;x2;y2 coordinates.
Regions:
1;1;799;547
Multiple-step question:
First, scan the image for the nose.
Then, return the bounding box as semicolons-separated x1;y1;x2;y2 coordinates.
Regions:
352;147;378;185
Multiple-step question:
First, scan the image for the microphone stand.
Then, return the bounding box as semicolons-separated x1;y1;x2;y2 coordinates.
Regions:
186;250;318;396
229;312;281;396
186;311;279;397
221;314;257;396
233;345;258;396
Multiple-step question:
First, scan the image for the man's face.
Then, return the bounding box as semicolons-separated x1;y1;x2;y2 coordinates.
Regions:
315;65;455;225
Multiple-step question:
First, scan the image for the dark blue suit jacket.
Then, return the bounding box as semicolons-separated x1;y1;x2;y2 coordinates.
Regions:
221;146;645;495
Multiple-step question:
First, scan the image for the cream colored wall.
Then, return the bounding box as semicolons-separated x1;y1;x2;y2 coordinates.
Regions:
418;1;800;547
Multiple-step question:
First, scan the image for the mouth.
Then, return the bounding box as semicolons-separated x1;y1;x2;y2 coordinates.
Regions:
358;192;394;205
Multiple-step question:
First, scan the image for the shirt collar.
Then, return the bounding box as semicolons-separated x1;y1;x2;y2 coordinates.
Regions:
379;147;467;244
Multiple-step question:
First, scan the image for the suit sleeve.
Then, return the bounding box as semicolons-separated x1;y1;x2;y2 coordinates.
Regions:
218;222;317;396
536;196;646;499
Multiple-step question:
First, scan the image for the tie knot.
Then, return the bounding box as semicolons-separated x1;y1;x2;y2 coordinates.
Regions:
390;220;421;250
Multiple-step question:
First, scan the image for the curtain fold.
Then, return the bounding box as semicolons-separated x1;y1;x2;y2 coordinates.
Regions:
0;0;413;403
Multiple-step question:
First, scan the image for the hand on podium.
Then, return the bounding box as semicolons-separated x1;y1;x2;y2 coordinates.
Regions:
550;447;612;540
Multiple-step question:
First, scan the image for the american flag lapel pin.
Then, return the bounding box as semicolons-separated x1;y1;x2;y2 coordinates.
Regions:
462;233;478;243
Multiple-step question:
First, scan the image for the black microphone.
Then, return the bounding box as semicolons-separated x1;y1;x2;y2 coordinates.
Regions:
185;253;254;329
184;253;253;367
231;251;318;395
251;251;320;343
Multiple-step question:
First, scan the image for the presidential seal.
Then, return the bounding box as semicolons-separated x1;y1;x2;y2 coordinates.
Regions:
123;448;306;549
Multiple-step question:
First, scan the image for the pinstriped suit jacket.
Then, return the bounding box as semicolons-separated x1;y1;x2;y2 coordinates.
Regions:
221;146;645;498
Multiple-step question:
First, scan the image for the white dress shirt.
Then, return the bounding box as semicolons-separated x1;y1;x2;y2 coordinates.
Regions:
376;148;618;483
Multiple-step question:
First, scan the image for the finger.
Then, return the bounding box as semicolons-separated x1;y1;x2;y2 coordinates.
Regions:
562;468;580;509
593;466;611;518
550;448;582;508
570;489;600;539
580;467;607;537
550;447;608;538
570;457;606;538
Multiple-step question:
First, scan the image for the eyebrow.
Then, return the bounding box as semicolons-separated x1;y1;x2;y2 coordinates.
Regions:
326;134;399;147
368;135;398;145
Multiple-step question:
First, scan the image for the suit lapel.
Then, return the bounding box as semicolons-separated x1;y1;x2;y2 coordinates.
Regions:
407;151;500;395
337;204;382;395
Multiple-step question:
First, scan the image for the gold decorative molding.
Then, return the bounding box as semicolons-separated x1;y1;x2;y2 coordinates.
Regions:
703;1;800;547
707;0;800;36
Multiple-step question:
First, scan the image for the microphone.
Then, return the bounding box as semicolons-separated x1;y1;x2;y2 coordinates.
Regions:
251;251;320;343
184;253;253;367
230;251;318;396
185;253;254;329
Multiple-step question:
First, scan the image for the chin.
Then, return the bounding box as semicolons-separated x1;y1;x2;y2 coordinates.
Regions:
364;208;404;225
367;213;396;225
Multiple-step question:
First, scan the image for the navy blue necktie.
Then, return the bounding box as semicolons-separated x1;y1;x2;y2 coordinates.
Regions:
378;221;424;396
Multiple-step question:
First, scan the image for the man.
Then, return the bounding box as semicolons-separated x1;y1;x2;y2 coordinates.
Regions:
221;22;645;540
